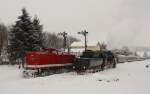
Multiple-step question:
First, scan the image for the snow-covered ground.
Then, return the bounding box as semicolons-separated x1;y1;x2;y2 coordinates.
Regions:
0;60;150;94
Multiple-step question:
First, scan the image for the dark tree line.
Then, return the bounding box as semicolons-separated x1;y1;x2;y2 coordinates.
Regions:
0;23;8;55
43;32;63;49
43;32;79;49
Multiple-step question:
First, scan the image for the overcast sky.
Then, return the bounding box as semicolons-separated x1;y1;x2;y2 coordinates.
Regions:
0;0;150;49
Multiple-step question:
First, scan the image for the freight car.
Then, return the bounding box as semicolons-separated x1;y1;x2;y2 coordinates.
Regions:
73;50;117;73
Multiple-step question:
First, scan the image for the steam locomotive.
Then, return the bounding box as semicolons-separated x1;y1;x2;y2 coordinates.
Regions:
23;48;117;77
73;50;117;73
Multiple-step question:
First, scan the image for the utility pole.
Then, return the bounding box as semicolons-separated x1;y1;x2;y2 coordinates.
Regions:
78;30;88;51
58;31;68;51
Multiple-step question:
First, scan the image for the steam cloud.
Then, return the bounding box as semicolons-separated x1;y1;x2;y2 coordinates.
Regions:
107;0;150;49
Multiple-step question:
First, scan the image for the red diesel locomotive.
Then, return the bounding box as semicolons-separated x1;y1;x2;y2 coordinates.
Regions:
24;48;75;77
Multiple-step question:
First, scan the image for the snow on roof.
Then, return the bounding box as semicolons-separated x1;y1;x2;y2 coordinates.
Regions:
71;41;84;47
70;48;85;52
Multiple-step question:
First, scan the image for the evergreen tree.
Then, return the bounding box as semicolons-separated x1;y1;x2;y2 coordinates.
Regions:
0;23;8;56
30;16;44;51
9;8;32;60
9;8;44;65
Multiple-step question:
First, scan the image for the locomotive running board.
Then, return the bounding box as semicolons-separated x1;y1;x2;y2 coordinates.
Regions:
25;63;72;68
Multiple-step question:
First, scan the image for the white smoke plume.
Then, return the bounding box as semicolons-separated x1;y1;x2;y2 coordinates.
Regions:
107;0;150;49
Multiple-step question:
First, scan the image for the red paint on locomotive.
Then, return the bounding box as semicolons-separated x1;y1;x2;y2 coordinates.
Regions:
25;48;75;69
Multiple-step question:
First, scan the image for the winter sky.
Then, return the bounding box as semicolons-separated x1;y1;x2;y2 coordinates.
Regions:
0;0;150;49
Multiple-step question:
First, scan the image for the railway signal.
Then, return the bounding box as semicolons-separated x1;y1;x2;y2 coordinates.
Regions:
78;30;88;51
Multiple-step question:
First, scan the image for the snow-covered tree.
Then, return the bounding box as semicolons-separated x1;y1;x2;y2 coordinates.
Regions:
9;8;44;65
99;42;107;51
43;32;79;49
0;23;8;56
28;16;44;51
68;36;79;46
43;32;63;49
121;46;131;56
9;8;32;64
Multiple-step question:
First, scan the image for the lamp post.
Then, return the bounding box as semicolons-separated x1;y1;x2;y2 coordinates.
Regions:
58;31;68;51
78;30;88;51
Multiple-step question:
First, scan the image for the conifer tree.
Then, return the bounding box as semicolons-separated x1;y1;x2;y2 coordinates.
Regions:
9;8;44;65
30;16;44;51
9;8;32;60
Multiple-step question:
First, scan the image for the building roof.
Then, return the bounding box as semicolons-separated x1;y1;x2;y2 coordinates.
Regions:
71;41;100;47
71;41;84;47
